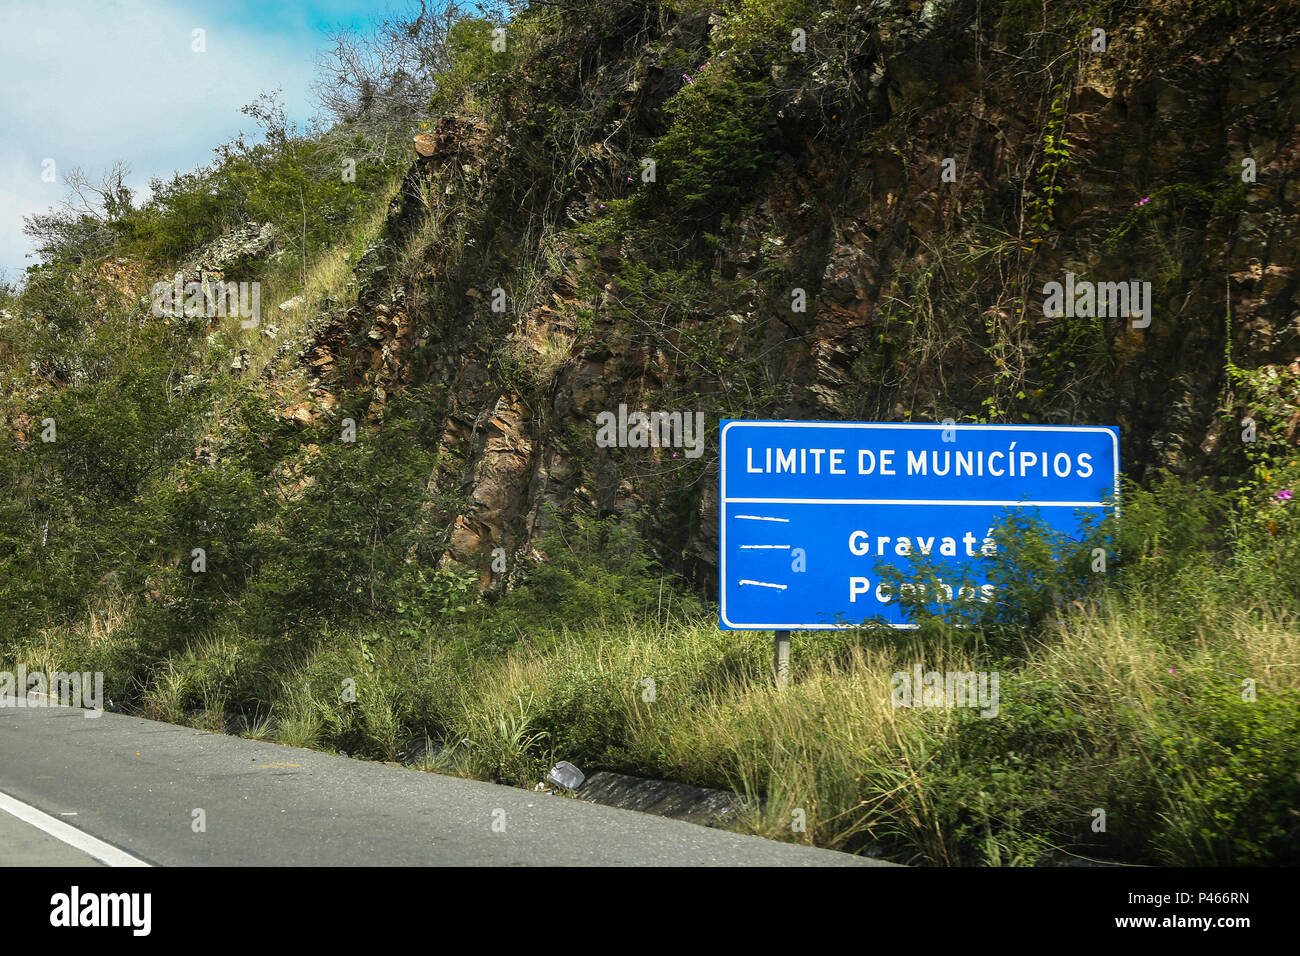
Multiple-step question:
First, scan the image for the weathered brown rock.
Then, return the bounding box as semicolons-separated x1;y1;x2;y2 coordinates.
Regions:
281;2;1300;594
413;133;437;158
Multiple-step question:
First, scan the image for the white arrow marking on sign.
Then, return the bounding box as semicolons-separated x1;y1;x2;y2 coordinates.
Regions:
738;580;787;590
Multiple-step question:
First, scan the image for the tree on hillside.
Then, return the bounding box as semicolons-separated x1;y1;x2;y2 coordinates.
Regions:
22;161;135;265
310;0;520;167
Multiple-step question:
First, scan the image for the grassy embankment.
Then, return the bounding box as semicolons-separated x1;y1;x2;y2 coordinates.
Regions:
7;474;1299;867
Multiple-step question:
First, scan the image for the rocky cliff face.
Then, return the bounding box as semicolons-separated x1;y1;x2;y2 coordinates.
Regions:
290;0;1300;592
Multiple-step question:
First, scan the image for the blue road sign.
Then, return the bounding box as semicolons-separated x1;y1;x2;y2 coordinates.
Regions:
718;421;1120;629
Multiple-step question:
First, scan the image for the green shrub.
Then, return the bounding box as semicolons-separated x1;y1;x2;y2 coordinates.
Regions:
429;16;516;117
495;510;702;634
1150;688;1300;865
653;65;773;215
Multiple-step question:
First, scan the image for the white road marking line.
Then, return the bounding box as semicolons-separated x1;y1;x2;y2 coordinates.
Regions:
738;579;787;590
0;789;150;867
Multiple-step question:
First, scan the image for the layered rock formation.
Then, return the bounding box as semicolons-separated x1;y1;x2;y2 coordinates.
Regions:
288;0;1300;592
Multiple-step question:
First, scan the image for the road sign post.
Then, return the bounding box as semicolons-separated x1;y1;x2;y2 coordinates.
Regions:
719;421;1120;680
774;630;791;688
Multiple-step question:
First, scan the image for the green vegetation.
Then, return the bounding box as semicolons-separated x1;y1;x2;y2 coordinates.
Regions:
2;0;1298;868
4;476;1298;865
1026;85;1072;237
654;69;774;215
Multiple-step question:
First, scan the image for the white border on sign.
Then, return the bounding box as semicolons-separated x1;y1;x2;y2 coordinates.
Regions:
718;421;1121;630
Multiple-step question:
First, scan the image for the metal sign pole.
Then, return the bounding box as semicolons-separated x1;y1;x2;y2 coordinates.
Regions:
774;630;791;688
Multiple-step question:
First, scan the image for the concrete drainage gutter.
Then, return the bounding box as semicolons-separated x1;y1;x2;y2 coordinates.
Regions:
573;770;745;827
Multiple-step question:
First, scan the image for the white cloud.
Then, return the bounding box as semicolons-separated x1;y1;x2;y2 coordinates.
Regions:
0;0;326;279
0;155;59;281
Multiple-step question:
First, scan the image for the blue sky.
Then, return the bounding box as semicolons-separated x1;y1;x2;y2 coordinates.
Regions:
0;0;406;280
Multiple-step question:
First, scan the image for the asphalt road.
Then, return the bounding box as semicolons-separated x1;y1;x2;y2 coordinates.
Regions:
0;698;888;866
0;801;104;866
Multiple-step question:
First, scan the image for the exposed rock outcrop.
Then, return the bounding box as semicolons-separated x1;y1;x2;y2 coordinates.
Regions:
293;1;1300;592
